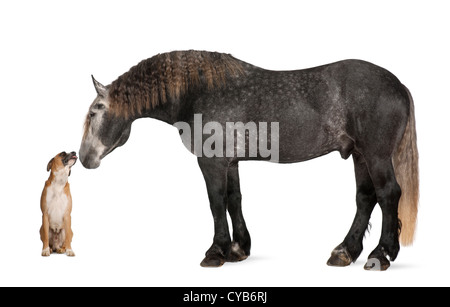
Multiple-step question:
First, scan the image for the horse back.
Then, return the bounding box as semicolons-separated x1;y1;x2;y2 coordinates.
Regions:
187;59;409;162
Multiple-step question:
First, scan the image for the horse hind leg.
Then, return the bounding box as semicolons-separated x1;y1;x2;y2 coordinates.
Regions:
363;156;401;271
327;152;377;267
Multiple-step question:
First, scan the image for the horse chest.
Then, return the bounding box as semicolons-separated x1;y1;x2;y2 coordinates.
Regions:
45;184;69;230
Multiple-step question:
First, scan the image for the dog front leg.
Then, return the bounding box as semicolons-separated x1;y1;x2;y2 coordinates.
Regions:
40;214;50;256
62;213;75;256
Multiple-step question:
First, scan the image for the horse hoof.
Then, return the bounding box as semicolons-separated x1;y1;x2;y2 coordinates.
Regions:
227;242;249;262
327;246;352;267
364;256;390;271
200;256;225;267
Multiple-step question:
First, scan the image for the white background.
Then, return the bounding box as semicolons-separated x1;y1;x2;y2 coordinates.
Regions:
0;0;449;286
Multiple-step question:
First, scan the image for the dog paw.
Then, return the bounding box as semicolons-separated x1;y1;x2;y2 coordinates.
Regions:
56;248;66;254
65;249;75;257
41;247;51;257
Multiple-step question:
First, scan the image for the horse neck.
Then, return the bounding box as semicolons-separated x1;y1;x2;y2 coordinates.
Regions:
139;98;182;125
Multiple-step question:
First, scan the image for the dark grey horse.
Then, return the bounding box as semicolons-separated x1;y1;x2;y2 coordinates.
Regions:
80;50;418;270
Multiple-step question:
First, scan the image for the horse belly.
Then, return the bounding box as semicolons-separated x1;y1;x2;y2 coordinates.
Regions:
275;116;345;163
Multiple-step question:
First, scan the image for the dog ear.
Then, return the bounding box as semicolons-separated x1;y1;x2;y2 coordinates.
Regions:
47;158;54;172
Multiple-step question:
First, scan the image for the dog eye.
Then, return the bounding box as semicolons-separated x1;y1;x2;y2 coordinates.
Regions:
95;103;105;110
89;112;96;118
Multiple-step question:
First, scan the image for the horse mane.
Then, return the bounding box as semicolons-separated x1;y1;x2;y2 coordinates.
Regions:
107;50;246;119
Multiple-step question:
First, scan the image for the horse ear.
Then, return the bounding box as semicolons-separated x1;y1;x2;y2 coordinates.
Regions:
92;75;107;97
47;158;54;172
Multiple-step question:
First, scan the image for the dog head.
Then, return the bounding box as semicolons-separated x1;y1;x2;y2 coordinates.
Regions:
47;151;78;176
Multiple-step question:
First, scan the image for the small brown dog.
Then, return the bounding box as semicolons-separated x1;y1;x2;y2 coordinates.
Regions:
40;151;77;256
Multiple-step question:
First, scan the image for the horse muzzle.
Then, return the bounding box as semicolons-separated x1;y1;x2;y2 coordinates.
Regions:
79;144;102;169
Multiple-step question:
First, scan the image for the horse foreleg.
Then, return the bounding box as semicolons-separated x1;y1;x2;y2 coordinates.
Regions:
327;152;377;266
226;162;251;262
197;157;231;267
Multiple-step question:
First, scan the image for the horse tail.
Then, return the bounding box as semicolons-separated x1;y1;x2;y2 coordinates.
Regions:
393;85;419;246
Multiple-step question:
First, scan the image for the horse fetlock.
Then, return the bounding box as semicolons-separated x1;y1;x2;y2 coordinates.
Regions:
383;243;400;262
236;230;252;254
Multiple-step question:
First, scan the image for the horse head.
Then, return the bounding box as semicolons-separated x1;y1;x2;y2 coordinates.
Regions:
79;76;132;169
